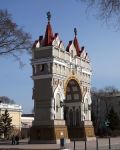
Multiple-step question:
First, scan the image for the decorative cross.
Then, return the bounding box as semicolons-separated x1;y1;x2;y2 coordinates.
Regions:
74;28;77;36
47;11;51;22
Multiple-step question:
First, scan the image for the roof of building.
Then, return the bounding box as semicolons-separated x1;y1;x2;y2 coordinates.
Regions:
32;12;89;60
44;20;54;46
22;114;34;117
0;102;22;111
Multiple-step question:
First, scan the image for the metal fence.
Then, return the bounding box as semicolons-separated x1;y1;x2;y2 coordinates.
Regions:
60;137;120;150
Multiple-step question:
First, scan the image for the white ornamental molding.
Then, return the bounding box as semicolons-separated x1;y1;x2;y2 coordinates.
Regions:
83;92;92;105
54;83;65;101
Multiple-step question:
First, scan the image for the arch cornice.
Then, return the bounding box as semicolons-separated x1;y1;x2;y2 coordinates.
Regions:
64;75;82;97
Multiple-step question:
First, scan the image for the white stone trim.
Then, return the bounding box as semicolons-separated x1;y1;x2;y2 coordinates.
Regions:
53;59;67;67
21;116;34;120
0;103;22;111
31;57;68;68
53;74;66;80
82;68;92;75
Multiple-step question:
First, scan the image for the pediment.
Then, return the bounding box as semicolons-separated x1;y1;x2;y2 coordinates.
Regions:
52;34;61;47
52;34;65;50
68;42;77;57
36;41;40;48
81;48;90;61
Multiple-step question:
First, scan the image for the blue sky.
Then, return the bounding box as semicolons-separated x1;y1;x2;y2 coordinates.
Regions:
0;0;120;113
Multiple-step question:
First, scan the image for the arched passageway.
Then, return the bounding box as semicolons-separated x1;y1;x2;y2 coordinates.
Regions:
64;79;82;125
64;79;84;139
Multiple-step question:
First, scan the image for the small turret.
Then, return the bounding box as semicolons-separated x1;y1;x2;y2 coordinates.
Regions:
73;28;81;56
44;11;54;46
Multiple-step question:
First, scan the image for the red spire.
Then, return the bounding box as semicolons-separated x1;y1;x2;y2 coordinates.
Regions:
73;28;81;56
44;12;54;46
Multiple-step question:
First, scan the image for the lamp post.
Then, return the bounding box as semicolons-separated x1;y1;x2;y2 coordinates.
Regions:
56;100;67;149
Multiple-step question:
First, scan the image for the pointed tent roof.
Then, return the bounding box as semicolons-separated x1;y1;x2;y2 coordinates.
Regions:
44;11;54;46
73;28;81;56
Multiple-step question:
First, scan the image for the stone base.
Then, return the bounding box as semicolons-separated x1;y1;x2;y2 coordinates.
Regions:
29;120;95;143
67;124;95;140
83;121;95;139
84;125;95;138
86;136;96;141
29;125;70;144
67;126;85;140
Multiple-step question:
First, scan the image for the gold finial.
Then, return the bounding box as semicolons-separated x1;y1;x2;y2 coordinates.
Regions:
74;28;77;36
47;11;51;22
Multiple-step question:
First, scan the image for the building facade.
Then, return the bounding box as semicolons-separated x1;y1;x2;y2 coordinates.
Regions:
0;102;22;131
30;12;94;143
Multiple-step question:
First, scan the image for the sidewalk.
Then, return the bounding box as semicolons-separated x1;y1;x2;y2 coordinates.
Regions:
0;139;60;150
0;137;120;150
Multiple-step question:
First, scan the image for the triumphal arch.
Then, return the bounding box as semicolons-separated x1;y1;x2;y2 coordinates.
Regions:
30;12;95;143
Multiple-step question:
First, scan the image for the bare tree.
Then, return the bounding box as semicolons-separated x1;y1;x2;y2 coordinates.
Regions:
0;96;15;104
80;0;120;28
0;10;32;66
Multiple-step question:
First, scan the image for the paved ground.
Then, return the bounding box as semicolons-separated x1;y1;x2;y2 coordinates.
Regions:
0;137;120;150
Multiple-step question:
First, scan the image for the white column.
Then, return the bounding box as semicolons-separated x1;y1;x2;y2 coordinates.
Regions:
81;103;85;121
50;98;55;120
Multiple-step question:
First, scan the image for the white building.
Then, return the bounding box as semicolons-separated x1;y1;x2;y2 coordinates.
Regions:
0;102;22;131
21;114;34;128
